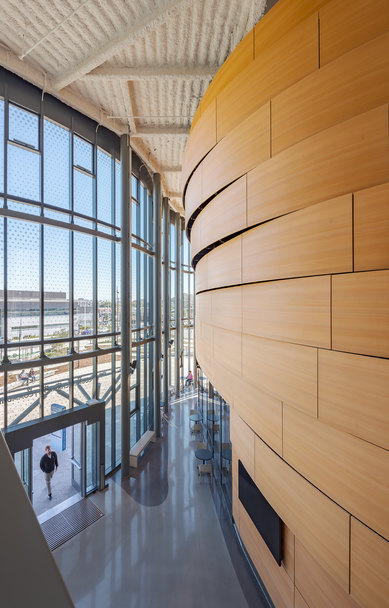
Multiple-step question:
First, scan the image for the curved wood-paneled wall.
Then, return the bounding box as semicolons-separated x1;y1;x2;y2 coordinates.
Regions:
183;1;389;607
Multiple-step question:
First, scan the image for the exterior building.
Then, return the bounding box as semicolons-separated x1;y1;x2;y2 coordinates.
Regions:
0;1;388;607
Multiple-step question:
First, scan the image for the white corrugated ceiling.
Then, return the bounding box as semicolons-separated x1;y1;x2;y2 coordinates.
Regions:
0;0;273;213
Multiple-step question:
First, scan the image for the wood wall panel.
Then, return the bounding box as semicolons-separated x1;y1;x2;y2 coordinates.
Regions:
238;505;294;608
230;408;255;479
282;524;295;583
192;176;246;258
272;31;389;155
295;539;361;608
354;182;389;271
181;98;216;189
213;327;241;376
194;255;207;293
184;163;202;224
254;435;350;591
187;2;389;606
242;276;331;348
233;377;282;456
195;292;212;324
211;287;241;332
217;14;319;141
283;405;389;540
332;270;389;357
254;0;328;57
206;236;242;290
350;518;389;608
242;195;352;283
202;102;270;204
242;334;317;417
319;0;389;65
189;217;201;261
200;29;254;117
247;106;389;227
318;349;389;450
295;590;309;608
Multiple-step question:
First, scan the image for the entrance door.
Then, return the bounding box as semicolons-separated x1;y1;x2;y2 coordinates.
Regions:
14;447;32;500
71;422;84;496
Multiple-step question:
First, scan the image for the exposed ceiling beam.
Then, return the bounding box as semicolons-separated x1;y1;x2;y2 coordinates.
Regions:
168;192;183;198
80;65;217;81
132;127;189;136
52;0;190;90
160;167;182;173
119;81;136;135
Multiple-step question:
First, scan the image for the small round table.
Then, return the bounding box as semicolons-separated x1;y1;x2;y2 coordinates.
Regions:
195;448;212;464
190;413;202;423
207;413;219;422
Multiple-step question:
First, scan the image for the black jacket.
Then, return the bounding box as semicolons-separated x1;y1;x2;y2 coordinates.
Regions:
40;452;58;473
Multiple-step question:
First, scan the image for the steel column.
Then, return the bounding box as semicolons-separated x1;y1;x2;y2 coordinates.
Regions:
120;134;131;477
162;197;169;412
175;213;181;398
153;174;162;437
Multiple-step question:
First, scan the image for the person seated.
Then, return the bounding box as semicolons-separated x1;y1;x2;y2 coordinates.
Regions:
28;368;36;383
18;370;29;384
185;371;194;387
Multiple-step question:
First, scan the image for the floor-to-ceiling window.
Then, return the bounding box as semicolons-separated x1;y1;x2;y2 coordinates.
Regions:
130;173;154;447
181;223;194;381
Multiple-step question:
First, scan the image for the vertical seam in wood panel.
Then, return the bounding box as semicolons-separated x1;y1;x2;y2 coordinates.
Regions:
318;12;321;69
215;96;218;144
281;402;284;458
348;515;352;594
270;99;273;158
330;275;332;351
351;192;355;272
245;173;248;228
316;348;319;419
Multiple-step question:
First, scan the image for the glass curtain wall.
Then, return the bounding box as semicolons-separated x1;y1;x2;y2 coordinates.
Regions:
130;176;154;447
181;223;194;383
0;91;123;475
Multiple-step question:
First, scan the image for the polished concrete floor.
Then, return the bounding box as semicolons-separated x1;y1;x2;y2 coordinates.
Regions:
54;395;269;608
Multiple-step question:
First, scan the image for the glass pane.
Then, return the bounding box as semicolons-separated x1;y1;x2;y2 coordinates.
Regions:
44;119;70;209
7;346;40;365
7;373;41;426
7;143;41;201
7;200;40;215
74;135;93;172
44;341;69;358
130;411;138;448
44;226;69;339
0;99;4;192
9;104;39;149
97;353;113;473
7;219;40;343
43;362;70;417
115;160;121;229
0;371;4;429
98;239;112;333
74;168;94;217
115;242;121;337
132;200;139;236
115;352;121;466
74;357;95;405
86;422;98;493
74;232;93;337
0;218;3;346
97;149;112;224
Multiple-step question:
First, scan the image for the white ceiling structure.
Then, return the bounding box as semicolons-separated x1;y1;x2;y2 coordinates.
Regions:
0;0;272;214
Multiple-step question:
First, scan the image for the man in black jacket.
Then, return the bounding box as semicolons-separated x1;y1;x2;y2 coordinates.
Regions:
39;445;58;499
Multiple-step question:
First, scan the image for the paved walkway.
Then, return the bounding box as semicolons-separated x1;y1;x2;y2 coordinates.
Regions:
53;395;268;608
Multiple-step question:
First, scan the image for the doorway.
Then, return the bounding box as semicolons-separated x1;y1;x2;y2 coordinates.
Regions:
5;400;105;517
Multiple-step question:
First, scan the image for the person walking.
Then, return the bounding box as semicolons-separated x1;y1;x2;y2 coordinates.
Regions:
39;445;58;499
